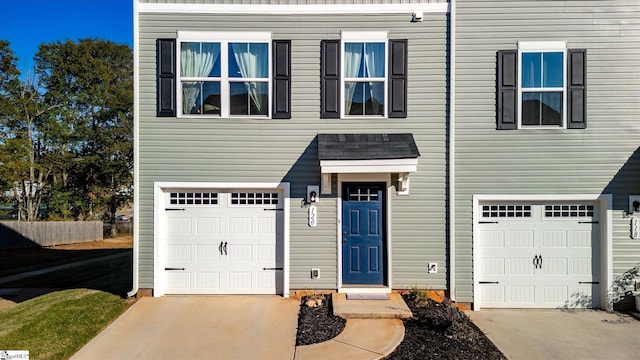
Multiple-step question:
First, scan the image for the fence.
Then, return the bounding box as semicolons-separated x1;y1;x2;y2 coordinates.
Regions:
0;221;103;249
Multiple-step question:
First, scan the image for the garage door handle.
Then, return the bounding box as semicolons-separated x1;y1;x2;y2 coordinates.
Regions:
263;267;284;271
533;254;542;269
165;208;186;211
579;221;599;224
165;267;185;271
479;221;499;224
479;281;499;284
579;281;599;284
223;242;228;255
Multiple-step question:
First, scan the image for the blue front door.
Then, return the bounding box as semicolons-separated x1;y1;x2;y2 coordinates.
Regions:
342;183;385;285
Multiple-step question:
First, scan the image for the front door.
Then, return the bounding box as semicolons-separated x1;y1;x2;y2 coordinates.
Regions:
342;183;385;285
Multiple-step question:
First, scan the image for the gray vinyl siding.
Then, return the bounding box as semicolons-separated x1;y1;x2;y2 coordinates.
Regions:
137;12;449;290
454;1;640;302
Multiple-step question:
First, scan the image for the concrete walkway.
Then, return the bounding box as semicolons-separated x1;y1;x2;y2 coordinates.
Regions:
469;309;640;360
71;295;404;360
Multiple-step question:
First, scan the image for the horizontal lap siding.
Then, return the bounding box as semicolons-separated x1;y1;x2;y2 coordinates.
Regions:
138;12;448;290
455;0;640;302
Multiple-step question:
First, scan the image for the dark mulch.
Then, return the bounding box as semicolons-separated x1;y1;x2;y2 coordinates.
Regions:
295;294;346;346
384;293;506;359
295;292;506;360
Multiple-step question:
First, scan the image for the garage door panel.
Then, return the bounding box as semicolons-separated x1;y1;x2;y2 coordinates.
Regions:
478;202;600;309
508;231;534;248
164;190;281;295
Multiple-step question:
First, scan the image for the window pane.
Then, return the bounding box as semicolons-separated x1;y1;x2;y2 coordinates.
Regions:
364;43;385;77
228;43;269;79
230;82;268;116
345;81;384;116
543;52;563;87
180;42;221;77
182;81;220;115
522;91;562;126
344;43;364;78
522;52;541;88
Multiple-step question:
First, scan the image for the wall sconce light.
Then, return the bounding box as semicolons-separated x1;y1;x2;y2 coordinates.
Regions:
306;185;320;205
412;11;424;22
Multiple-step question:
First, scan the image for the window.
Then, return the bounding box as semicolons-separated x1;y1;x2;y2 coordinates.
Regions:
519;42;566;128
169;192;218;205
496;43;586;130
230;192;279;205
320;34;407;119
482;204;532;219
177;32;271;118
343;40;386;117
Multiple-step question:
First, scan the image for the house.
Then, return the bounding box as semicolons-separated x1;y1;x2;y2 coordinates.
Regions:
132;0;640;310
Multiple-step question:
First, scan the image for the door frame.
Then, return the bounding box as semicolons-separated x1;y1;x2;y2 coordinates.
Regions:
153;182;290;297
337;173;392;293
472;194;612;311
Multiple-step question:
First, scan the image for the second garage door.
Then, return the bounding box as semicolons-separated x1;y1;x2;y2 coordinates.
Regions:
477;202;600;308
164;190;282;294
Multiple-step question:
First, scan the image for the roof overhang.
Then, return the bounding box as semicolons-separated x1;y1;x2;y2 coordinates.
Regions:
317;133;420;195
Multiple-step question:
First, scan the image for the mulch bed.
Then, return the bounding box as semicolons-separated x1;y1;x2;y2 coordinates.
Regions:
295;292;506;359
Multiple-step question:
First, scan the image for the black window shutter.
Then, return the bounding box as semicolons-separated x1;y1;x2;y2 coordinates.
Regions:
321;40;340;119
497;50;517;130
156;39;176;117
388;39;408;118
567;49;587;129
272;40;291;119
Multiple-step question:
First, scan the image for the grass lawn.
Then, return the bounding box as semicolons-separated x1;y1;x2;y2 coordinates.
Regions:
0;241;134;359
0;289;127;360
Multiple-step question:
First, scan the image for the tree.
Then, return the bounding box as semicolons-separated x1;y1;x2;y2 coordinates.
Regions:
0;40;61;221
35;38;133;224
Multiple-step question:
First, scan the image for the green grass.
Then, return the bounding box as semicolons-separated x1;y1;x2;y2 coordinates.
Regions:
0;289;127;360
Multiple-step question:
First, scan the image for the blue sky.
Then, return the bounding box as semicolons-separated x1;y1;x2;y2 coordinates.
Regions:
0;0;133;74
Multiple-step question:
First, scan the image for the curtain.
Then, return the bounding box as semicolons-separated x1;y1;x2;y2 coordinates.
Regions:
344;43;363;115
364;43;385;114
231;43;267;113
181;42;219;114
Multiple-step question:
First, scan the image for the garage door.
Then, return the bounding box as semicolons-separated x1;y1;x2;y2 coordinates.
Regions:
478;202;600;308
164;190;282;294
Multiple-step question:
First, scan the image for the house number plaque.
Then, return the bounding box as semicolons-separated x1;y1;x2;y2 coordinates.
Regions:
308;206;317;227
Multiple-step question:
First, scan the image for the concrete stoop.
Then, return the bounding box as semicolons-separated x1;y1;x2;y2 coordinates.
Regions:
294;319;405;360
332;292;413;319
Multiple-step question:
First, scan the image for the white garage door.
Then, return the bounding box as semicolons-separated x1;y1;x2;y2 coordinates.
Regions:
164;190;282;294
478;202;600;308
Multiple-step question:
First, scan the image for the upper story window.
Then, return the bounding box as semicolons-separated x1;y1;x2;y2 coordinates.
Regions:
320;34;406;120
341;32;388;118
496;42;586;130
519;42;566;128
177;32;271;118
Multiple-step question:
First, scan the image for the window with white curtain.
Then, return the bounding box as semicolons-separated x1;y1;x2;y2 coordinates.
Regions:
177;32;271;117
342;32;387;117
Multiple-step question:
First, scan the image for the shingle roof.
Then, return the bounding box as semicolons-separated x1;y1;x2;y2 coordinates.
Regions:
317;133;420;160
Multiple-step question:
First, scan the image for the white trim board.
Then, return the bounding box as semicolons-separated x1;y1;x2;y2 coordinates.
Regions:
471;194;613;311
138;3;450;15
152;181;290;298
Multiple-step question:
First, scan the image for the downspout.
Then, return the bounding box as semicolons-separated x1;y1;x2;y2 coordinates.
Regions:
128;0;140;298
448;0;457;302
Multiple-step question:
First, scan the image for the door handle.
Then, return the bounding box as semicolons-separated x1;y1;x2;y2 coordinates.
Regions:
223;242;228;255
533;254;543;269
342;238;347;243
219;242;223;255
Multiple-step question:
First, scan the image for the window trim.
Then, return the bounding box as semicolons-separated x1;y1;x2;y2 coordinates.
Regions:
176;31;272;119
340;31;388;119
517;41;567;129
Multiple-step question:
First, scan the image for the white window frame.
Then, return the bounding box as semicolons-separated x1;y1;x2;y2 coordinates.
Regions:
176;31;272;119
341;31;388;119
517;41;567;129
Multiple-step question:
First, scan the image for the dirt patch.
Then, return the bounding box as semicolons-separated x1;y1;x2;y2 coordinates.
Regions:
52;235;132;250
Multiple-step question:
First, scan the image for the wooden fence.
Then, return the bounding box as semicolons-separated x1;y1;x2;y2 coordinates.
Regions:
0;221;103;249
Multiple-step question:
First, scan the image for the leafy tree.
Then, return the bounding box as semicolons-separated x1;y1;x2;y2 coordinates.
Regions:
35;38;133;224
0;40;61;221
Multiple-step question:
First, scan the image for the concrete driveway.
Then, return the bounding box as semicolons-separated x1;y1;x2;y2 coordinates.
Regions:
71;295;299;360
469;309;640;360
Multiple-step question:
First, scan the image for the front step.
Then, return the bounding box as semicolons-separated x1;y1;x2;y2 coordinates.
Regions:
332;292;412;319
